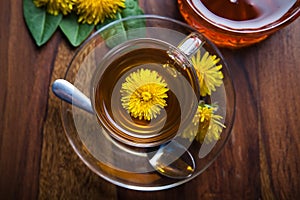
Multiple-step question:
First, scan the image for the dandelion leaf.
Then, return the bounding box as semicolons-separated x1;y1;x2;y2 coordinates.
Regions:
23;0;62;46
59;13;94;47
96;0;145;48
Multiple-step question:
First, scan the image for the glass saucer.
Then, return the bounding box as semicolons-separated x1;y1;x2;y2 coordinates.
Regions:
60;15;235;191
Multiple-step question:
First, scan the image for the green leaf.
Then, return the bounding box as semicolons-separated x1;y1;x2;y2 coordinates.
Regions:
121;0;144;18
59;13;94;47
96;12;127;48
23;0;62;46
122;0;145;40
96;0;145;48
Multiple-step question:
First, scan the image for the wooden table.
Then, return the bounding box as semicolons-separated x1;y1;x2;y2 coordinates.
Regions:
1;0;299;199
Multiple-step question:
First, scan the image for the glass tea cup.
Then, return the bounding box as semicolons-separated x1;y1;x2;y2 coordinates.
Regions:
58;15;235;191
178;0;300;48
90;31;209;148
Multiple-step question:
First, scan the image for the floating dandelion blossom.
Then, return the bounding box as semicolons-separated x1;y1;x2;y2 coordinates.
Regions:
120;68;169;121
75;0;126;25
182;102;225;143
33;0;75;15
191;50;224;97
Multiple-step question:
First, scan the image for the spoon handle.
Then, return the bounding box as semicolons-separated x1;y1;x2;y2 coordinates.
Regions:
52;79;94;114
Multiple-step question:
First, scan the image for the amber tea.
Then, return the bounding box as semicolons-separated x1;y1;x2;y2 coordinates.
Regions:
93;45;200;147
178;0;299;48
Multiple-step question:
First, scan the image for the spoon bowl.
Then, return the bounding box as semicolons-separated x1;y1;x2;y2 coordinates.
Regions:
148;141;195;179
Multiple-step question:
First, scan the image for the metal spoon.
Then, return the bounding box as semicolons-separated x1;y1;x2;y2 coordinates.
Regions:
52;79;195;179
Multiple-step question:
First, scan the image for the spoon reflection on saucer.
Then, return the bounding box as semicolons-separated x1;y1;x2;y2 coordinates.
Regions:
52;79;195;179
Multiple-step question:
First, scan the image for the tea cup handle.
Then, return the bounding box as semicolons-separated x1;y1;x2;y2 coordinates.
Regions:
168;32;204;69
177;32;204;59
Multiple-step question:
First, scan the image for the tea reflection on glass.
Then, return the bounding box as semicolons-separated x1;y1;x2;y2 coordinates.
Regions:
178;0;300;48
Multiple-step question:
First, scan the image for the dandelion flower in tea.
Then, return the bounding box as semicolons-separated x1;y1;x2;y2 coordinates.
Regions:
120;68;169;121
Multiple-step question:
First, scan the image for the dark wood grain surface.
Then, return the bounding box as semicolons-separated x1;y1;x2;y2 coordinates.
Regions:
1;0;299;199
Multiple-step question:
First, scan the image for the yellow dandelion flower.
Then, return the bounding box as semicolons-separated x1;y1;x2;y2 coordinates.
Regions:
120;68;169;121
75;0;126;25
191;50;224;96
182;102;225;143
193;103;225;143
33;0;75;15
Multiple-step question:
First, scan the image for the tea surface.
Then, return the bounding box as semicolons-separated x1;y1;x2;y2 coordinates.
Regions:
94;47;199;147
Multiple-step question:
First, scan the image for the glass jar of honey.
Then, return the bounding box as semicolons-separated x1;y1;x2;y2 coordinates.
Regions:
178;0;300;48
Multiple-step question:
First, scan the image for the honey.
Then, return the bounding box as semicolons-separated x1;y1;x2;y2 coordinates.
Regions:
178;0;299;48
